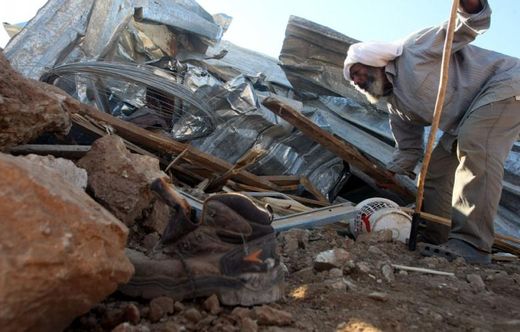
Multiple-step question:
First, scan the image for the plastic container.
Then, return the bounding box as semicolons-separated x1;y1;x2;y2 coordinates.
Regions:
350;197;412;243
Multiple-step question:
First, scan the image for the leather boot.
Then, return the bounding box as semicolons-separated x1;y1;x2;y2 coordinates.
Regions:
119;178;284;306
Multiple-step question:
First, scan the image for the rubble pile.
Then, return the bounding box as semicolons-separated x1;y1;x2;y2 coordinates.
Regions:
0;52;72;150
1;0;520;331
0;153;133;331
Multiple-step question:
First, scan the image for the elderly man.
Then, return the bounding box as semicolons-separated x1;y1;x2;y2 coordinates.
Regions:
343;0;520;264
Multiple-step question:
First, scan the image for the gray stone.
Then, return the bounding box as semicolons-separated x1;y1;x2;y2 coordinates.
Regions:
314;248;350;272
253;305;294;326
112;322;135;332
381;264;395;283
356;230;393;244
231;307;252;320
149;296;174;322
143;200;170;235
112;323;150;332
281;229;309;254
329;268;344;278
343;277;358;291
356;262;371;274
184;308;203;323
466;274;486;292
368;292;389;302
203;294;222;315
143;232;160;251
147;303;164;323
174;301;185;313
123;303;140;325
102;307;125;329
240;317;258;332
328;279;347;291
342;260;357;274
368;246;385;256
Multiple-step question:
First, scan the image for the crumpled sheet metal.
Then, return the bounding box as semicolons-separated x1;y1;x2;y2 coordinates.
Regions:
106;18;178;63
4;0;95;79
81;0;135;59
247;131;348;198
279;15;387;112
319;96;393;143
5;0;222;79
77;0;222;61
134;0;222;42
180;40;292;88
279;15;356;95
185;75;347;199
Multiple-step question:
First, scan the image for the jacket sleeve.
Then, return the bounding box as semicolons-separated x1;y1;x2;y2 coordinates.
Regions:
411;0;491;56
388;112;424;173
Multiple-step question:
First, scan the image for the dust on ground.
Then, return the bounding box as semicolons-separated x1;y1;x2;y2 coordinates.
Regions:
66;226;520;332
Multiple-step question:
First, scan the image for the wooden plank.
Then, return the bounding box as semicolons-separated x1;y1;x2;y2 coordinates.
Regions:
400;207;520;253
9;144;91;159
300;176;330;204
262;97;414;200
226;180;330;207
71;113;158;159
206;147;265;192
259;175;301;186
71;105;278;191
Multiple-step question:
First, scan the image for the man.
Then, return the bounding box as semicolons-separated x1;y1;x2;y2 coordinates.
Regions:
343;0;520;264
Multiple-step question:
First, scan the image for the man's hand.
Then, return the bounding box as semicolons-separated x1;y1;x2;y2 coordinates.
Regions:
460;0;483;14
387;162;417;180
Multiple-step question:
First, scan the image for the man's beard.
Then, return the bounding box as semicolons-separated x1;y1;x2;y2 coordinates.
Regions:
353;67;389;104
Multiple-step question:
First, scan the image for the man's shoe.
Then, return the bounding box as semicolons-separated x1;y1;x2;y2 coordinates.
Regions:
419;238;491;265
119;178;284;306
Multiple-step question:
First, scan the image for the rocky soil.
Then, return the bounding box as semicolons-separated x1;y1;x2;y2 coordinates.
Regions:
65;227;520;332
3;47;520;332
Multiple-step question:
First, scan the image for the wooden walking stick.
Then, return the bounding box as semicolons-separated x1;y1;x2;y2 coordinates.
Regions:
408;0;460;250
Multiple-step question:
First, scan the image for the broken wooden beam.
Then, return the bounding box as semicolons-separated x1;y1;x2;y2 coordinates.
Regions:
262;96;414;200
300;176;330;205
205;147;266;192
225;180;330;207
71;104;279;191
259;175;301;186
9;144;91;159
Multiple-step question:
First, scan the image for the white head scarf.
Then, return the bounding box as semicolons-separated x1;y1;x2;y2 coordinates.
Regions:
343;41;404;81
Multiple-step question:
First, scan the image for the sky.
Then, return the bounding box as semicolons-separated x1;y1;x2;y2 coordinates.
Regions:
1;0;519;59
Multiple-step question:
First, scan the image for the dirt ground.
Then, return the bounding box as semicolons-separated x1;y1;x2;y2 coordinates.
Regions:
65;225;520;332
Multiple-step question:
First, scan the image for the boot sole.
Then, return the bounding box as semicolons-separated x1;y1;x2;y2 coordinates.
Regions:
419;242;491;265
119;264;285;306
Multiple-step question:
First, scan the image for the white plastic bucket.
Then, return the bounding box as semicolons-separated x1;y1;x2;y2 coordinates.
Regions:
351;197;411;243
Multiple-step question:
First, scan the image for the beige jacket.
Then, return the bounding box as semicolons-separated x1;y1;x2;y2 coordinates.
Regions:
385;0;520;172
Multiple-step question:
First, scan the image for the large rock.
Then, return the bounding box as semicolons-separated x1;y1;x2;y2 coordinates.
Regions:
21;154;88;190
77;135;168;226
0;152;134;332
0;51;71;151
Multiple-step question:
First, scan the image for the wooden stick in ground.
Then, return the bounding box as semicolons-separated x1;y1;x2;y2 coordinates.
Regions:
409;0;460;251
400;207;520;251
